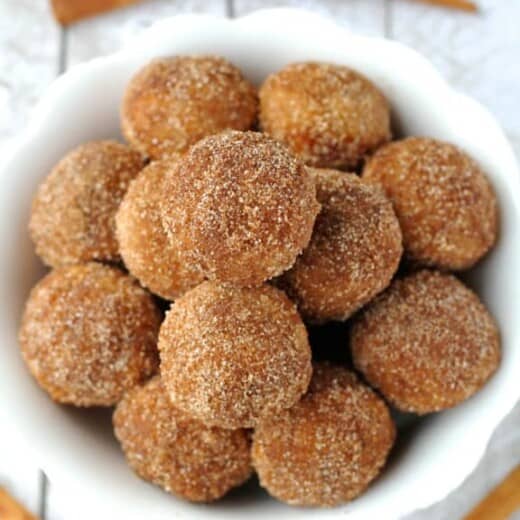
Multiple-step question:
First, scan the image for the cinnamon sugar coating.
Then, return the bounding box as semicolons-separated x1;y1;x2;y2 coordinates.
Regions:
159;281;312;429
29;140;143;268
121;56;258;159
280;168;402;323
362;137;498;270
252;363;395;506
113;377;252;502
19;263;161;406
161;131;320;286
351;270;500;414
116;157;204;300
259;62;391;169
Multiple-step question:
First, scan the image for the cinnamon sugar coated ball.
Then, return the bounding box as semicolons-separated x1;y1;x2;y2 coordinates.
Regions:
252;363;395;506
159;281;312;428
259;62;391;169
161;131;320;286
121;56;258;159
351;270;500;414
19;263;161;406
113;377;252;502
363;137;498;270
280;168;402;323
116;157;204;300
29;140;143;268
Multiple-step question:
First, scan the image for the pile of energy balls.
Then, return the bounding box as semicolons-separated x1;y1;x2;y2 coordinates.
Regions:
19;56;500;507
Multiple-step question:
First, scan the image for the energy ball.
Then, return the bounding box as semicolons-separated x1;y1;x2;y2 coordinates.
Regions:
280;168;402;323
252;363;395;507
121;55;258;159
116;157;204;300
159;281;312;429
113;377;252;502
363;137;498;270
351;270;500;414
161;131;320;286
29;140;143;268
19;263;161;406
259;62;391;169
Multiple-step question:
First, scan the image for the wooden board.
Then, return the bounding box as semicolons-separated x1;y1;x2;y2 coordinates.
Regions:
234;0;387;35
65;0;226;67
0;0;60;145
390;0;520;158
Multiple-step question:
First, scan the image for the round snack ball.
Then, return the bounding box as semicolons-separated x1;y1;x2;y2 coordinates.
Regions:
259;62;391;169
159;281;312;429
19;263;162;406
161;131;320;286
252;363;395;507
362;137;498;270
280;168;402;323
116;157;204;300
351;270;500;414
29;140;143;268
113;377;252;502
121;55;258;159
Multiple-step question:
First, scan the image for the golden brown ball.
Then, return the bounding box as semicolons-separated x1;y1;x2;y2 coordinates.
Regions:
116;157;204;300
19;263;161;406
159;281;312;429
259;62;391;169
362;137;498;270
121;55;258;159
161;131;320;286
280;168;402;323
29;140;143;268
252;363;395;507
351;270;501;414
113;377;252;502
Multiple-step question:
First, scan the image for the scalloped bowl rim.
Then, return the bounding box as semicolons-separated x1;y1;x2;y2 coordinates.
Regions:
0;8;519;520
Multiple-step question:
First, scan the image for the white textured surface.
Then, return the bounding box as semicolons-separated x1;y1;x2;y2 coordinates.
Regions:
0;1;518;519
0;444;41;517
0;0;58;144
391;0;520;159
66;0;226;66
235;0;387;34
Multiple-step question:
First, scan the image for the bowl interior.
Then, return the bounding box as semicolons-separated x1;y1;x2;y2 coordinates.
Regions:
0;10;519;520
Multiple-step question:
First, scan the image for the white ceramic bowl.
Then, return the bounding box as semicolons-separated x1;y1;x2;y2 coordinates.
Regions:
1;8;519;520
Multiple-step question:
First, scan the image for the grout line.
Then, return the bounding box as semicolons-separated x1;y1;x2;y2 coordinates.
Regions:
44;24;67;520
384;0;393;39
43;27;68;520
57;26;68;75
38;471;48;520
226;0;235;19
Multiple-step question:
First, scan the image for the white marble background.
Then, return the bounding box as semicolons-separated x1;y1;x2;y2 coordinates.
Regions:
0;1;518;519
